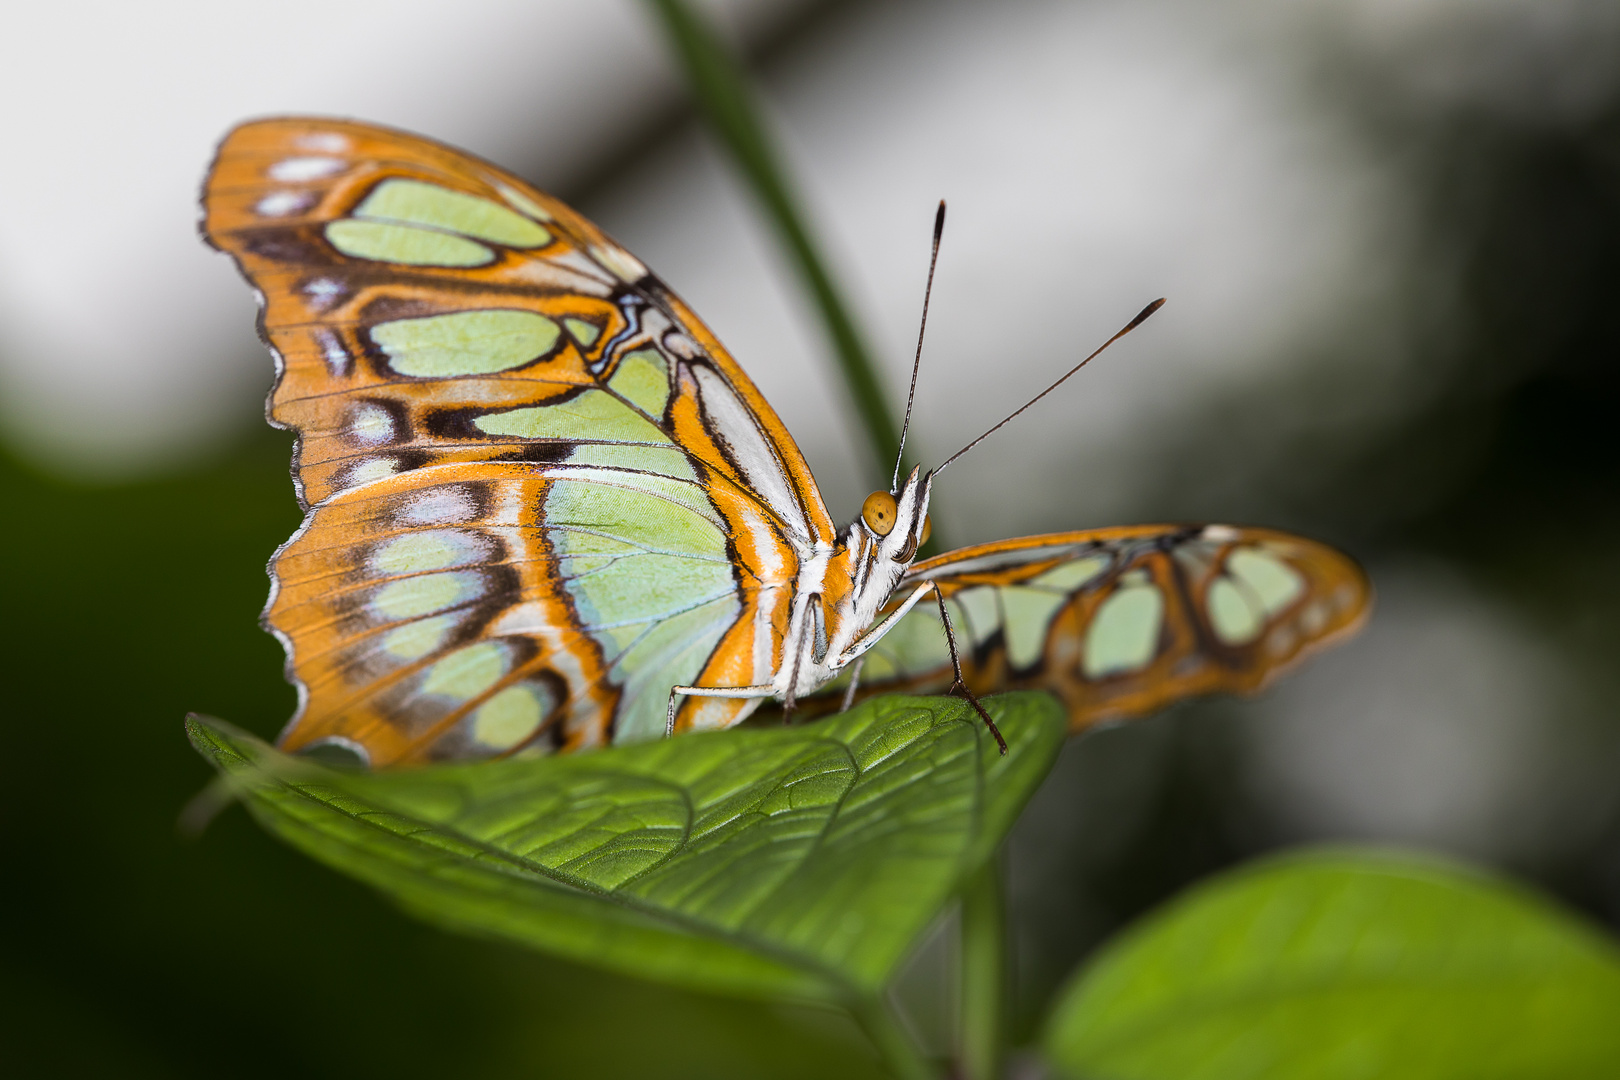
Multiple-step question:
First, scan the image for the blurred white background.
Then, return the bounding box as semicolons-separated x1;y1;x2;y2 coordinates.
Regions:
2;0;1418;506
0;0;801;472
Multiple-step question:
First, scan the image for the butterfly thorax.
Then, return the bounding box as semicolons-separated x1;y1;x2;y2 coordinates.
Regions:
778;468;934;699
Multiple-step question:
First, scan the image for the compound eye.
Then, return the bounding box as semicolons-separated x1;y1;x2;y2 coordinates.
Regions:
861;491;898;536
920;514;933;547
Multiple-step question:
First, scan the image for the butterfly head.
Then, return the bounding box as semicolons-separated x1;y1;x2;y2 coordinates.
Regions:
853;464;933;567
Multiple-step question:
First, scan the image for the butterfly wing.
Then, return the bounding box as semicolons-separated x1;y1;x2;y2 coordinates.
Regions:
831;525;1370;729
205;117;835;765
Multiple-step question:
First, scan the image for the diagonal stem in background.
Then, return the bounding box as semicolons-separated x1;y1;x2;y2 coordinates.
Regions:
642;0;903;485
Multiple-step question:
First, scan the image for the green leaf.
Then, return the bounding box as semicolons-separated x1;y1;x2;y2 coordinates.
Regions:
1043;846;1620;1080
187;693;1063;1006
641;0;902;483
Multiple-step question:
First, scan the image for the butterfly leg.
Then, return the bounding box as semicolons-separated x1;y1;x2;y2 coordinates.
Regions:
838;581;937;663
933;583;1009;755
666;683;778;738
839;656;866;713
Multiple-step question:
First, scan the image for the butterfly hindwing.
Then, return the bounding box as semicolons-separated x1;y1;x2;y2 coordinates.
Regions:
205;118;836;764
832;525;1370;729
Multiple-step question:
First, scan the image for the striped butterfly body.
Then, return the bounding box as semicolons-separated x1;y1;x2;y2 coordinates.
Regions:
203;118;1369;768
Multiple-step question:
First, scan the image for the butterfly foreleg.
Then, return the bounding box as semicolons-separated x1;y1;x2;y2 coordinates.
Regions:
839;656;866;713
665;683;779;738
931;583;1009;756
781;592;819;725
838;581;937;664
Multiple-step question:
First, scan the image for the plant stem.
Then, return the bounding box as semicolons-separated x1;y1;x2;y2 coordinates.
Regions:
960;858;1006;1080
851;994;939;1080
641;0;902;483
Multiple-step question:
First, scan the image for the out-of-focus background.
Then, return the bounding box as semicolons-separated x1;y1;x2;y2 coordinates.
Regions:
3;0;1618;1074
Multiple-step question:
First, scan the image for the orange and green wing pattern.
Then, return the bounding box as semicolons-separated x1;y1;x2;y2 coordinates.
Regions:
204;117;835;766
829;525;1370;730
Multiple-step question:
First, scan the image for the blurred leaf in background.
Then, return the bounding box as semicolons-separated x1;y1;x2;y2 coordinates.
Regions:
1044;847;1620;1080
0;435;891;1079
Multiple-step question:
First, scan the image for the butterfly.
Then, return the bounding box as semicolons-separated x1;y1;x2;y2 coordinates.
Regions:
202;117;1370;768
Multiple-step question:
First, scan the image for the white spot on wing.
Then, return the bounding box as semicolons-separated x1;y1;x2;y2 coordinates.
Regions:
342;457;397;488
303;278;346;310
296;132;350;153
589;242;647;283
533;247;617;291
349;402;395;447
255;191;313;217
664;332;700;359
268;156;345;181
489;601;548;636
397;487;477;526
312;328;350;375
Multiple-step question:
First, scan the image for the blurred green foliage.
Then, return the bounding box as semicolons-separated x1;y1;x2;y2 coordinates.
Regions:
0;433;891;1079
1045;848;1620;1079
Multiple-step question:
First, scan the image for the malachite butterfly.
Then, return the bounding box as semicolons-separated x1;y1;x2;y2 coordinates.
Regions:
202;117;1370;768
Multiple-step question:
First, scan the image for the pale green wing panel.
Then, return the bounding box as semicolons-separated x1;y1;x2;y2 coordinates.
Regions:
607;596;743;744
543;471;742;744
851;544;1110;687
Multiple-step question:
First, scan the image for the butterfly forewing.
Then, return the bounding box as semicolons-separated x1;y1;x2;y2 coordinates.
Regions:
828;525;1370;729
206;118;835;765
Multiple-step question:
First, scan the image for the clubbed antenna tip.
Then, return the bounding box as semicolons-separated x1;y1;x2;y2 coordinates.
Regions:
892;199;947;489
936;297;1167;474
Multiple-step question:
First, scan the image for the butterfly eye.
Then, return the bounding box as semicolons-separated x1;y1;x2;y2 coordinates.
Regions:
920;514;932;547
862;491;898;536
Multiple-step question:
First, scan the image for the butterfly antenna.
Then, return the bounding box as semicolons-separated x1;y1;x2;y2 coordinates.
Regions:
935;297;1165;474
893;200;947;490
